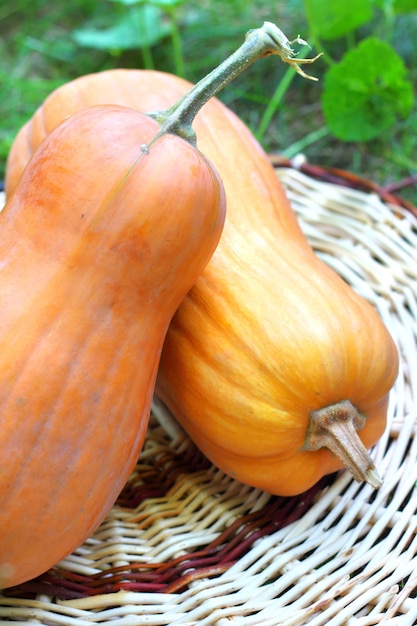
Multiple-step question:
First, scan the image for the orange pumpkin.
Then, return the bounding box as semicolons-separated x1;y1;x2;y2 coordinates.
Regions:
0;21;303;589
4;25;396;502
0;104;225;590
156;94;398;494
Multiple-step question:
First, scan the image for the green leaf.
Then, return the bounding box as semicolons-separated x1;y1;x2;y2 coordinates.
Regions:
147;0;185;7
110;0;184;6
322;37;414;141
304;0;374;40
109;0;147;6
392;0;417;11
372;0;417;11
73;4;171;52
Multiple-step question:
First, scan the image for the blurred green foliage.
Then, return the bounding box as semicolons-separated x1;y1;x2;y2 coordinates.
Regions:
1;0;416;199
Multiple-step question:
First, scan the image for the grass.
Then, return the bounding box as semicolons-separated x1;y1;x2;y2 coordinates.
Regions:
1;0;416;202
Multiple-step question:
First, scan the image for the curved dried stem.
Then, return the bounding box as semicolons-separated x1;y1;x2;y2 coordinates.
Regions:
146;21;321;147
303;399;382;489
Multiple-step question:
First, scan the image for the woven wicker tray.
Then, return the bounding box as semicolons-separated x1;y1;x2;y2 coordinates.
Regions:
0;161;416;625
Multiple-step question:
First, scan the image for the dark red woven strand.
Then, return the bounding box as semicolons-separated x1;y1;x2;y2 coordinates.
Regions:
5;477;329;600
117;439;212;509
4;430;332;601
270;156;417;217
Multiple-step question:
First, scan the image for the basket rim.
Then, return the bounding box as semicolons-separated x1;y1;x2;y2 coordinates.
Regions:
269;154;417;217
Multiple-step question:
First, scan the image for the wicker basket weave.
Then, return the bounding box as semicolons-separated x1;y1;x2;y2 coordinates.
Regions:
0;161;416;625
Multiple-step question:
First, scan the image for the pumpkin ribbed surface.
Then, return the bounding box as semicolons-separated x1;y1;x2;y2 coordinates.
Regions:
0;106;225;588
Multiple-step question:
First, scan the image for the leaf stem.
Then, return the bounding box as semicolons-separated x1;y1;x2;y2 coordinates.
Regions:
303;0;335;65
168;14;185;77
141;43;155;70
283;126;329;158
255;62;299;143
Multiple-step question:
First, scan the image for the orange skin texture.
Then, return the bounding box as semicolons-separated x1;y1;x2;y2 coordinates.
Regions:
5;71;398;498
0;105;225;588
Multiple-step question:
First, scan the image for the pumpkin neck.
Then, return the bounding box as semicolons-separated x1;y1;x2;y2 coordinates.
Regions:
303;399;383;489
146;22;320;147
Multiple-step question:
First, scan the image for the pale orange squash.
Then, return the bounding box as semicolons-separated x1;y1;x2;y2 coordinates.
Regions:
0;22;304;589
0;105;225;590
4;25;397;504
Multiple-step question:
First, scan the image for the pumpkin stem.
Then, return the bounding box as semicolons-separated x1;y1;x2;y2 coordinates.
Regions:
147;22;321;146
303;399;382;489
